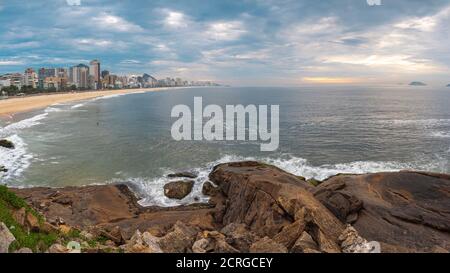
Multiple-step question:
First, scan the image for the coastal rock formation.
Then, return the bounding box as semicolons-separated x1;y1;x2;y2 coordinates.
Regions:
313;172;450;253
163;180;194;200
0;139;14;149
0;222;15;253
8;162;450;253
209;162;345;253
167;172;198;179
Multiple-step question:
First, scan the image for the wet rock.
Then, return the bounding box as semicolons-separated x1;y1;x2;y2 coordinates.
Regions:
0;139;14;149
164;180;194;200
168;172;197;179
307;178;321;187
0;165;7;173
250;237;288;253
0;222;16;253
202;182;219;196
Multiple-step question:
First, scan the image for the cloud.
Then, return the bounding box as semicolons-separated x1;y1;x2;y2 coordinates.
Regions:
163;10;189;28
206;21;247;41
0;60;24;66
92;13;143;32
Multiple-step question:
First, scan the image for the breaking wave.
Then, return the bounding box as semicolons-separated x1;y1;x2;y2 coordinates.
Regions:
0;135;33;182
124;154;445;208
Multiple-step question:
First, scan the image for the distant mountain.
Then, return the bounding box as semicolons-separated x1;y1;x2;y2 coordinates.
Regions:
409;81;427;86
446;84;450;87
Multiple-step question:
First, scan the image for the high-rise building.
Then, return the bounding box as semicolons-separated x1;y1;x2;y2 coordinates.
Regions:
89;60;101;89
24;68;38;88
69;64;90;89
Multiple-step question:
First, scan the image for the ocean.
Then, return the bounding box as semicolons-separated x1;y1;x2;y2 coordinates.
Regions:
1;86;449;207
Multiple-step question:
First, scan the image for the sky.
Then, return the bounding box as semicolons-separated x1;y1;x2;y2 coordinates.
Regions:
0;0;449;86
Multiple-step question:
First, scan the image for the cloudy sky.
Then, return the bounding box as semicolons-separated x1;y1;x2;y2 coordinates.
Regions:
0;0;449;86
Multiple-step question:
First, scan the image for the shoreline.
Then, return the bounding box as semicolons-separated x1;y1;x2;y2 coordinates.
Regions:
0;87;177;119
2;162;449;253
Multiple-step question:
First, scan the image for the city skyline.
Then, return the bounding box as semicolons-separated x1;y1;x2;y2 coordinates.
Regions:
0;0;449;86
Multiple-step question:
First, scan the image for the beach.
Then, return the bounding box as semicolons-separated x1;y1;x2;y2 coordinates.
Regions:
0;88;168;118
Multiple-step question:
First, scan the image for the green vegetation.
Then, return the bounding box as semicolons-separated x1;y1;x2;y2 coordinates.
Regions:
0;185;57;252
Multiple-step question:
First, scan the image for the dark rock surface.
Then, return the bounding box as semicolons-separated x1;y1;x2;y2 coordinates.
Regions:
313;171;450;252
163;180;194;200
10;162;450;253
0;139;14;149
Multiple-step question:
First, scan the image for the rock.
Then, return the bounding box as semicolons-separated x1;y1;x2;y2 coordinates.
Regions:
25;212;40;232
291;232;319;253
120;230;162;253
168;172;198;179
80;231;94;240
221;223;260;252
339;225;380;253
105;226;125;245
250;237;288;253
307;178;321;187
0;222;16;253
164;180;194;200
313;187;363;224
0;165;7;173
196;230;240;253
0;139;14;149
192;238;212;253
202;182;219;196
273;219;306;250
141;232;163;253
314;172;450;252
59;225;72;235
48;244;69;253
15;248;33;253
158;221;198;253
12;207;26;226
209;162;344;251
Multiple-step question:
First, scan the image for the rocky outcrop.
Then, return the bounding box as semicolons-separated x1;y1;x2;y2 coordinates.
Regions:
0;139;14;149
0;166;7;173
167;172;197;179
164;180;194;200
313;172;450;253
209;161;345;253
0;222;15;253
9;162;450;253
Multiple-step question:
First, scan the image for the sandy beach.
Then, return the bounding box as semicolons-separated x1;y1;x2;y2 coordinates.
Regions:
0;88;168;118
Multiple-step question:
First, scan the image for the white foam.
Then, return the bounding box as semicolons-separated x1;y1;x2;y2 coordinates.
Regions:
125;153;446;208
430;131;450;138
381;119;450;127
71;103;85;109
45;107;63;113
0;135;33;182
0;113;48;138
